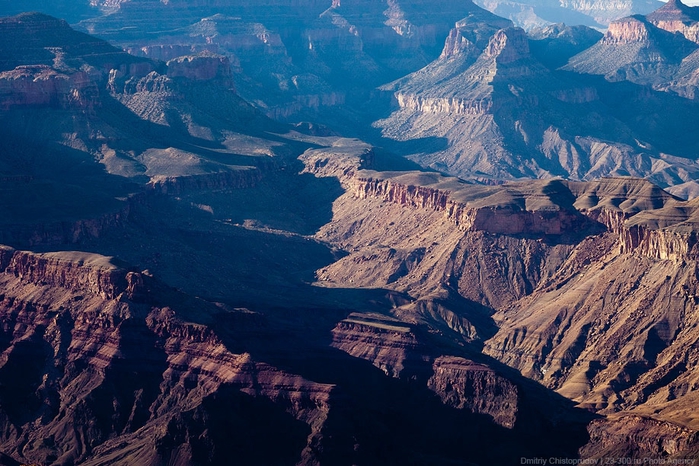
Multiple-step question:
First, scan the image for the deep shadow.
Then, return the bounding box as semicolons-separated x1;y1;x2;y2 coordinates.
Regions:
208;296;596;465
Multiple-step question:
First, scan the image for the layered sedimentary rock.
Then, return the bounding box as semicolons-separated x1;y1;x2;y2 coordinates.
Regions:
647;0;699;43
146;167;262;195
564;0;699;109
166;52;234;86
351;171;591;235
582;415;699;459
0;13;156;111
303;145;699;457
330;313;426;378
375;17;699;188
428;356;518;429
564;14;697;83
298;138;374;181
71;0;502;121
0;66;100;110
0;247;336;465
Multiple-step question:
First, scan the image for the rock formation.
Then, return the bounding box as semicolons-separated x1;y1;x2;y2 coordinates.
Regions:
4;3;699;464
303;147;699;460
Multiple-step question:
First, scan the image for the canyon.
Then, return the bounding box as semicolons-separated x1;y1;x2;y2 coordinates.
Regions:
2;0;699;464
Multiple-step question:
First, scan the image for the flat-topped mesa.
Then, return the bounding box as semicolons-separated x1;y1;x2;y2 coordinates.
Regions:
331;312;425;379
299;139;374;181
567;178;699;262
603;15;651;44
566;177;679;234
618;201;699;261
0;66;100;110
428;356;518;429
166;52;234;87
352;171;591;236
351;172;699;260
1;248;129;299
647;0;699;43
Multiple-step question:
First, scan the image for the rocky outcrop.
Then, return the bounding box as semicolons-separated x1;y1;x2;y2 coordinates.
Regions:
0;66;100;110
427;356;518;429
0;12;158;106
331;313;427;378
0;202;133;248
299;138;374;181
619;225;698;261
451;204;582;235
581;415;699;459
484;27;530;65
647;0;699;43
602;15;652;44
166;53;233;86
351;173;590;236
146;168;262;195
395;93;492;115
332;316;520;428
1;249;128;299
439;28;478;59
0;248;335;465
348;170;699;262
265;92;347;120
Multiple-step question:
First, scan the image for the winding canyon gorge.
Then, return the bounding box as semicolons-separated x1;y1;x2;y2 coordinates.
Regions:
1;0;699;465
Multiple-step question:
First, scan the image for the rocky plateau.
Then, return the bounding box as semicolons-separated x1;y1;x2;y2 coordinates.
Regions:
2;1;699;465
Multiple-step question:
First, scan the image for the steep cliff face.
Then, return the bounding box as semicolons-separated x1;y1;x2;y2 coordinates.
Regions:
350;172;592;236
0;200;134;249
1;249;128;299
484;27;530;64
394;93;492;115
166;52;234;86
299;138;374;181
604;15;652;44
146;167;262;195
0;66;100;110
428;356;518;429
0;13;157;110
330;313;427;378
619;225;698;261
330;316;523;429
647;0;699;43
582;415;699;459
0;248;336;465
300;141;699;457
376;18;688;184
565;0;699;111
309;161;586;311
